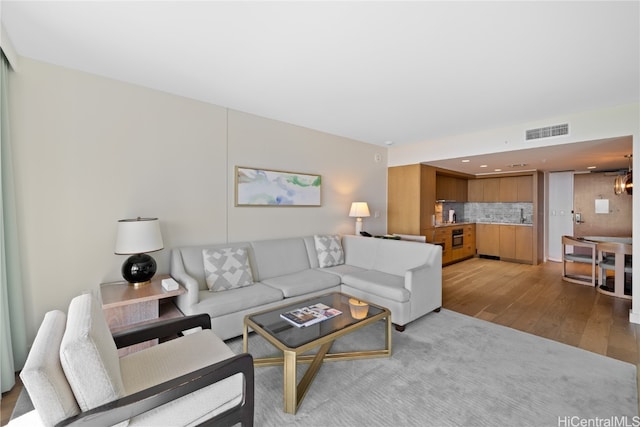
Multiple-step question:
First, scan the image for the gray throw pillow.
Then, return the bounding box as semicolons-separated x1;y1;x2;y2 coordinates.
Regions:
203;247;254;292
314;235;345;268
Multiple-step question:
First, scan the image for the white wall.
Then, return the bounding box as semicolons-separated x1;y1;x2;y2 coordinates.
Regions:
9;57;388;340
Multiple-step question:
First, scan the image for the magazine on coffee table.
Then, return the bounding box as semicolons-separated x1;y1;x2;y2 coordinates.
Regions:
280;303;342;328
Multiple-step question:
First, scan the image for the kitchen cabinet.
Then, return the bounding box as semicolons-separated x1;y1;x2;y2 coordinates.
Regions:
483;178;501;202
467;179;483;202
499;177;518;202
516;176;533;202
515;226;533;261
499;225;516;259
498;225;533;263
429;223;475;265
476;223;500;257
436;175;468;202
388;164;435;235
433;227;452;265
467;178;500;202
468;175;534;203
464;223;476;258
499;176;533;202
477;224;533;263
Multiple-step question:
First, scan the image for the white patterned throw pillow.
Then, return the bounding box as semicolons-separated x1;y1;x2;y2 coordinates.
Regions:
314;235;345;268
203;247;254;292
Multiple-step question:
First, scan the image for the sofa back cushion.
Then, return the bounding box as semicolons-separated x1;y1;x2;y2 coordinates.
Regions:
251;237;310;280
20;310;80;426
342;235;377;269
303;236;320;268
343;235;439;276
374;238;437;276
60;293;126;413
176;242;254;290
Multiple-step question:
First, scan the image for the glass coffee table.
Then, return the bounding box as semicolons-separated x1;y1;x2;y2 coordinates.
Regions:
243;292;391;414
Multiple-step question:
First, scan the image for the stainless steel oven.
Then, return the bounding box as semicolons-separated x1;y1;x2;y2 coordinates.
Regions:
452;228;464;249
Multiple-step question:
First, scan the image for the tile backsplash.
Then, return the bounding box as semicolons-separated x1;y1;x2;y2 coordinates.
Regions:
439;202;533;224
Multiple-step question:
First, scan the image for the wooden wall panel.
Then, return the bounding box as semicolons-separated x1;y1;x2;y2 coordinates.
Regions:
573;172;632;237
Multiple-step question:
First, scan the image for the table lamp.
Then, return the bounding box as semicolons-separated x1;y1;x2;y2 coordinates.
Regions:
349;202;370;235
115;217;164;288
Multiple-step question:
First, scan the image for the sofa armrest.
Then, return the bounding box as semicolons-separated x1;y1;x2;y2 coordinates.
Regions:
170;249;201;311
403;247;442;316
112;314;212;349
56;353;254;427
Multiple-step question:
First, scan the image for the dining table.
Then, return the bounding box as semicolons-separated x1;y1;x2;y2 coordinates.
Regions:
582;236;632;299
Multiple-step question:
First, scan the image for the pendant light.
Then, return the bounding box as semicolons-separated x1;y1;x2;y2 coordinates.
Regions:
613;154;632;195
624;161;633;195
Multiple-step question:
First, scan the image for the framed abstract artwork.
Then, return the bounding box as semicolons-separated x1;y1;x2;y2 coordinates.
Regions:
235;166;322;206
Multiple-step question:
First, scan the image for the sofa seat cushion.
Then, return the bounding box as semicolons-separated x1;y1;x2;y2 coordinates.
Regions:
261;269;340;297
342;270;410;303
316;264;367;278
121;330;243;426
195;283;283;318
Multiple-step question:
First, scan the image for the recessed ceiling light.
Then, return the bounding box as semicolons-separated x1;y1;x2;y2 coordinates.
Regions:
461;159;470;163
587;166;596;169
494;168;502;172
480;165;488;168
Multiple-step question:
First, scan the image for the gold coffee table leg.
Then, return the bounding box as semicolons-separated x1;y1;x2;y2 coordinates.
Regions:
283;350;297;414
283;341;334;414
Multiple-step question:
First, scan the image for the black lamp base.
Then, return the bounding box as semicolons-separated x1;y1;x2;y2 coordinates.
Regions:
122;253;157;288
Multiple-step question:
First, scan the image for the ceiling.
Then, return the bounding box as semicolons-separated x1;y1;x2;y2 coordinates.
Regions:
426;136;633;176
1;1;639;173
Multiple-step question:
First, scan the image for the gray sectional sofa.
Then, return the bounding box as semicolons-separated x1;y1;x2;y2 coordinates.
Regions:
170;235;442;340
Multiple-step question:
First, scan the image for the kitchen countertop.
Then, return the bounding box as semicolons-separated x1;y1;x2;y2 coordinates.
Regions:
434;222;532;227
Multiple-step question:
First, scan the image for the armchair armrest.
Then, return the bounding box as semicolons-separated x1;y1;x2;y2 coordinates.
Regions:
112;313;211;349
171;250;201;311
57;353;254;427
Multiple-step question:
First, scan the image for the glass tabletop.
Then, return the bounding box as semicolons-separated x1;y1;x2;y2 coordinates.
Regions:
247;292;385;349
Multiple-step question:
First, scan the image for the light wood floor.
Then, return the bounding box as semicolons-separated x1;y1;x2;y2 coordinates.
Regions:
443;257;639;365
2;258;638;425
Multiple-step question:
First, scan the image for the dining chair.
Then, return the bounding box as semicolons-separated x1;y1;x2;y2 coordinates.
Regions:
561;236;598;286
597;241;632;299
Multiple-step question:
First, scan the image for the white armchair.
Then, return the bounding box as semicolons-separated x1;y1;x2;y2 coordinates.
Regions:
10;293;254;427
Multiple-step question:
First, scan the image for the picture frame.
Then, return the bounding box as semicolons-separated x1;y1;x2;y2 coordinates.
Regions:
235;166;322;206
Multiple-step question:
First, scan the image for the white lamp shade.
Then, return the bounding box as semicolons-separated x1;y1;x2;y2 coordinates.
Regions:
115;217;164;254
349;202;370;218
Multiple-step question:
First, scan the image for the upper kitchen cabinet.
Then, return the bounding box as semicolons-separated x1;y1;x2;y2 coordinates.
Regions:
468;175;533;203
499;175;533;202
388;164;436;235
436;174;468;202
467;178;499;202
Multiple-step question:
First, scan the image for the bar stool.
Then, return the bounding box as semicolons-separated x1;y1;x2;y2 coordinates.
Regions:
561;236;597;286
597;241;632;299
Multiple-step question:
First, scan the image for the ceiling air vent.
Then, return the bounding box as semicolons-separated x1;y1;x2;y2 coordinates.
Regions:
525;123;569;141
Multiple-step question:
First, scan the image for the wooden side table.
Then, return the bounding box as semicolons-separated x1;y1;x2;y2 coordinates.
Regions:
100;274;185;354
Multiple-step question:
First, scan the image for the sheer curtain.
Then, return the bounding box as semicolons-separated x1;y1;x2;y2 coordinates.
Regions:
0;51;27;394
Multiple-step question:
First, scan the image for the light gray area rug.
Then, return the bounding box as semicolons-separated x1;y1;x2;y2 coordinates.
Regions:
226;309;637;426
